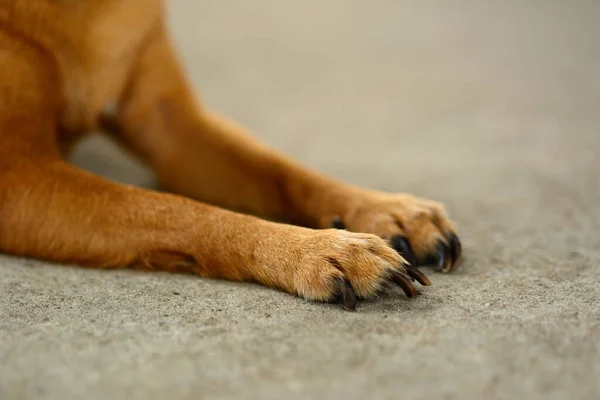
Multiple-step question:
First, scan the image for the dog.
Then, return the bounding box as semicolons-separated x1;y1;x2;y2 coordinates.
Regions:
0;0;461;310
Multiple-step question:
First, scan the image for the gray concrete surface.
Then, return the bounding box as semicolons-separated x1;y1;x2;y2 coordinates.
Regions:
1;1;600;399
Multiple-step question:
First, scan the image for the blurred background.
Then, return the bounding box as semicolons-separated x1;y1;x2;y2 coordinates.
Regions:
4;1;600;399
74;0;600;253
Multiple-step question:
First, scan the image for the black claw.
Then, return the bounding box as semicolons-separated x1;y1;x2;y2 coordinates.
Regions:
405;232;462;273
334;277;357;310
449;233;462;266
406;266;432;286
391;236;417;266
331;216;346;230
392;272;417;298
437;246;446;271
419;237;460;273
436;241;453;273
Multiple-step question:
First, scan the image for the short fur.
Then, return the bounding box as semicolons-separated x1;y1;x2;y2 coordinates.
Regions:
0;0;460;308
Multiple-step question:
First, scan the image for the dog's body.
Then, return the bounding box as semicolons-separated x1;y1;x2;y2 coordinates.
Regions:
0;0;460;309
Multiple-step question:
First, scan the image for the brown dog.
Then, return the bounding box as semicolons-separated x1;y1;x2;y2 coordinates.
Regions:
0;0;461;310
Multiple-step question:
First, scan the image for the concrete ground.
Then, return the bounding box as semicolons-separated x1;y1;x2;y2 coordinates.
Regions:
1;1;599;399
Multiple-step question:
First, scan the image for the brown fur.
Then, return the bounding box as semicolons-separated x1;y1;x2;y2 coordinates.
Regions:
0;0;460;307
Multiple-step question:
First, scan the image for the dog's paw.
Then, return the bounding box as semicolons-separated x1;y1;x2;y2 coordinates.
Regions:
327;192;462;273
256;228;431;310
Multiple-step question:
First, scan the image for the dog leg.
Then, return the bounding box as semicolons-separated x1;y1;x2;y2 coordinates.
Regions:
106;26;462;273
0;35;425;308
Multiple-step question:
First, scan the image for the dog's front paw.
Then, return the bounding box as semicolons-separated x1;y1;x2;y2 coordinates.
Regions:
255;227;431;310
327;191;462;273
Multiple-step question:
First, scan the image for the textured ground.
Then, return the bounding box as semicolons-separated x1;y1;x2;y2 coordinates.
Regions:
1;1;599;399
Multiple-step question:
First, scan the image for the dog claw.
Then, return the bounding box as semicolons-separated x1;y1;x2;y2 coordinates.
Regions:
449;233;462;266
391;235;417;266
392;272;418;298
406;266;431;286
333;277;357;310
436;245;446;272
435;241;455;273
